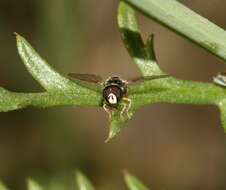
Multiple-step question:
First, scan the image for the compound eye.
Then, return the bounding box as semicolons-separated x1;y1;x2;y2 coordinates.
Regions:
108;93;117;104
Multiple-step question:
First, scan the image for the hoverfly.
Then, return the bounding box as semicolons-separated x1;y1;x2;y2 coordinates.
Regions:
68;73;169;119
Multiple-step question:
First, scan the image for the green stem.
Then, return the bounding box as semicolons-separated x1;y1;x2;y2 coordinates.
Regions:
0;88;101;112
130;78;226;108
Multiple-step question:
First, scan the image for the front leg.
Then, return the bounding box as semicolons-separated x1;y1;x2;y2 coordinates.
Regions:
103;103;117;119
120;97;132;119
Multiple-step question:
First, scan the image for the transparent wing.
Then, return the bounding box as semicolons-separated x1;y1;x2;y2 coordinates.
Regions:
128;75;170;85
68;73;103;92
68;73;103;83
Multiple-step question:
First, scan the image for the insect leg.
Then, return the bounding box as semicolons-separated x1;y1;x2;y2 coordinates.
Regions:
103;103;113;119
120;97;132;119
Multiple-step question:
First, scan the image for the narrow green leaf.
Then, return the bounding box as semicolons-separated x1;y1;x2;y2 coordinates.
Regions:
124;172;150;190
106;110;133;142
0;34;102;112
123;0;226;62
28;179;43;190
115;1;226;139
76;171;95;190
107;1;165;141
16;33;77;92
118;2;164;76
0;182;9;190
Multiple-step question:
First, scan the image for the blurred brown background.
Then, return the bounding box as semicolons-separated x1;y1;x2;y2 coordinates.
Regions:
0;0;226;190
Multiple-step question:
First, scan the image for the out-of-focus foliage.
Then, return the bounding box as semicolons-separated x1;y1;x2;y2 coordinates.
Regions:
0;171;151;190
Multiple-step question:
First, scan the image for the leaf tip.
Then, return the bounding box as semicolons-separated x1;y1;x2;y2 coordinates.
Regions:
75;170;95;190
124;172;150;190
105;120;123;143
14;33;28;51
27;178;43;190
123;169;130;178
75;169;83;179
14;32;24;51
0;181;9;190
75;169;89;185
14;32;22;42
105;130;115;143
105;111;132;142
123;170;133;181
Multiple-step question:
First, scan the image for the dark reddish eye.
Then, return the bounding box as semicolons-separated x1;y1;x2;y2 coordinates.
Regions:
103;85;123;104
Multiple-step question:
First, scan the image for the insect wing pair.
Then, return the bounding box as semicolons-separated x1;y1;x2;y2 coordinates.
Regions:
68;73;169;106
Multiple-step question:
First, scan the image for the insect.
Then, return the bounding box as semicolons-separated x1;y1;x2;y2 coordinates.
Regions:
213;72;226;87
68;73;169;119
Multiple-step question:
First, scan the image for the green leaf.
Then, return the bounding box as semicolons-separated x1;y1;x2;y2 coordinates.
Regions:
107;1;166;141
16;33;75;92
0;182;9;190
0;34;102;112
118;2;163;76
114;1;226;139
123;0;226;62
16;33;101;96
76;171;95;190
124;172;150;190
28;179;43;190
106;110;133;142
